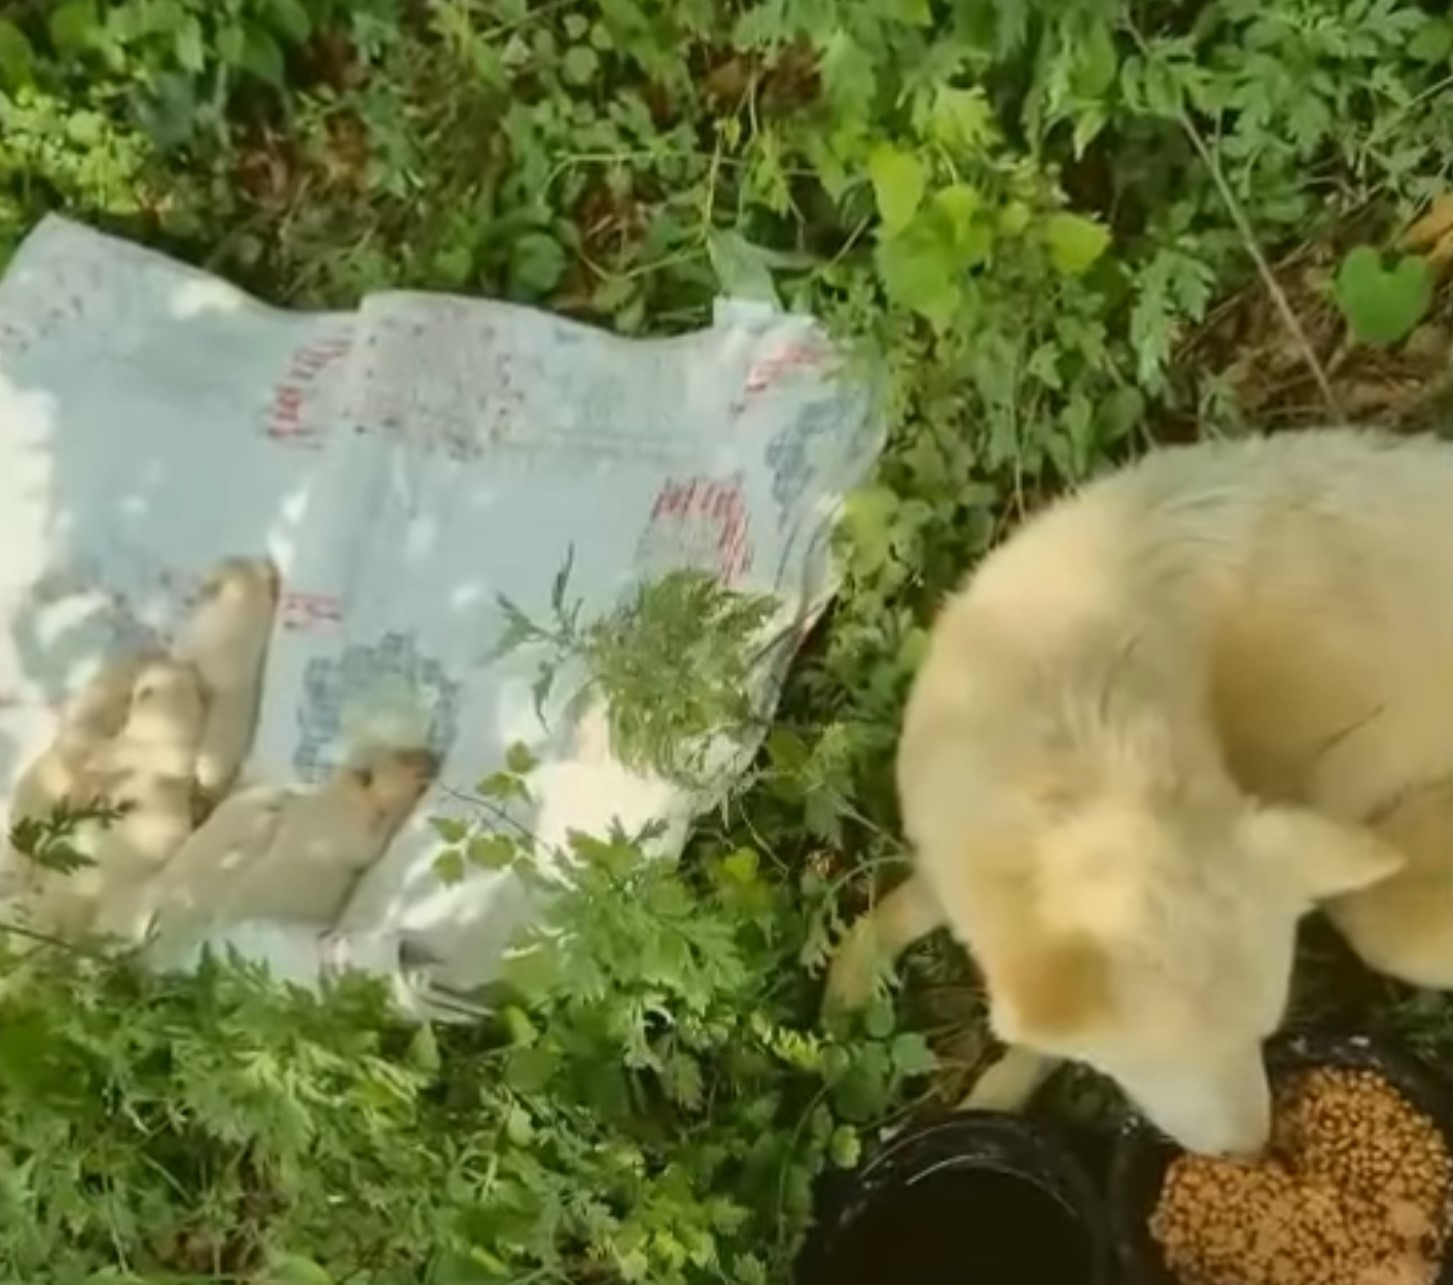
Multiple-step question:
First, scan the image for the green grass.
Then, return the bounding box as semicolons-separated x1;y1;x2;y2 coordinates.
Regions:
2;0;1453;1281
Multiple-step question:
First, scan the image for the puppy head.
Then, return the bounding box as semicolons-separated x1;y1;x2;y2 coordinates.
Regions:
339;745;440;831
945;797;1400;1157
124;659;206;740
197;557;280;610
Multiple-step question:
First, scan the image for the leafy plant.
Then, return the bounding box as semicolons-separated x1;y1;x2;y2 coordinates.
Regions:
7;797;129;876
1334;245;1435;346
0;812;931;1284
496;561;781;783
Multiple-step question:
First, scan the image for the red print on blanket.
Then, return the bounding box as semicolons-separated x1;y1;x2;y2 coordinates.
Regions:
279;591;344;634
643;475;754;585
265;335;351;448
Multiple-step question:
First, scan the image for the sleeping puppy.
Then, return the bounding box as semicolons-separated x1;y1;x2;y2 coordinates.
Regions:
828;429;1451;1157
128;744;439;943
7;651;155;833
16;658;206;939
173;556;279;807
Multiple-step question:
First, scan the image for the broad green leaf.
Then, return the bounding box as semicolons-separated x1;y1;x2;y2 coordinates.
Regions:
875;226;961;328
841;485;899;576
1334;246;1433;346
1000;201;1033;236
239;24;286;84
431;817;468;844
505;742;538;775
477;770;528;801
1072;21;1119;98
1099;386;1146;442
47;0;98;54
502;1004;538;1045
266;1255;336;1285
504;1105;534;1145
562;44;599;85
1045;211;1111;276
510;231;568;296
0;21;35;89
868;145;926;234
468;833;517;870
831;1046;893;1122
829;1124;861;1168
433;850;466;885
139;0;187;35
863;998;894;1040
216;23;246;65
932;184;993;263
172;17;205;72
1409;17;1453;64
406;1022;441;1073
719;848;760;886
505;1044;557;1092
268;0;313;44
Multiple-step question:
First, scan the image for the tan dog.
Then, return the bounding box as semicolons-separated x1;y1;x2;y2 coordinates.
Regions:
828;429;1451;1156
173;557;279;805
130;744;439;942
15;658;206;939
3;652;151;911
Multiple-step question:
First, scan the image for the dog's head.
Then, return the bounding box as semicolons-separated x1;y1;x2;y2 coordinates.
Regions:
198;557;280;608
934;791;1400;1156
336;745;440;834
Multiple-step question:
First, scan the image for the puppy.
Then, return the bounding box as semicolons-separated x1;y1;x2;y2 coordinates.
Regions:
7;651;154;832
173;557;279;805
16;659;206;939
828;429;1451;1156
131;744;439;942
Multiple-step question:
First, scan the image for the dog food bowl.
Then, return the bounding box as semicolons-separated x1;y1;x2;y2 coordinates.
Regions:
798;1111;1112;1285
1109;1031;1453;1285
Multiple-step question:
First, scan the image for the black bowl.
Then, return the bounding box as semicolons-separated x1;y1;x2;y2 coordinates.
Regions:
1109;1031;1453;1285
799;1111;1112;1285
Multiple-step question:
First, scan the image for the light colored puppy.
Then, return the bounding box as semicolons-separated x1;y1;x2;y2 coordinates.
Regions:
828;429;1452;1157
7;651;155;832
130;744;439;943
18;658;206;939
173;557;279;805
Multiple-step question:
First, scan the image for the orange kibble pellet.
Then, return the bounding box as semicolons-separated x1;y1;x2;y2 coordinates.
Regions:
1150;1067;1452;1285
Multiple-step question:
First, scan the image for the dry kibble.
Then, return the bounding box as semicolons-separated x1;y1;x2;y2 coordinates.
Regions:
1150;1067;1452;1285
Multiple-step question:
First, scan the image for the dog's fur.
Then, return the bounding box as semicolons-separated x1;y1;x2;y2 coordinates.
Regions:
173;557;279;805
7;651;155;831
130;744;439;941
15;658;206;938
828;429;1453;1156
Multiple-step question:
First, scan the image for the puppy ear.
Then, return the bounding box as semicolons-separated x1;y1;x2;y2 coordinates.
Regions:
1240;805;1404;903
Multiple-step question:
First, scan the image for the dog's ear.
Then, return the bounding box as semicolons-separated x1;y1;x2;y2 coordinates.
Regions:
1239;805;1404;903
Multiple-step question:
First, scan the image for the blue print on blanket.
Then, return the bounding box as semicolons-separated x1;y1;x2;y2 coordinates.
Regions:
293;631;460;782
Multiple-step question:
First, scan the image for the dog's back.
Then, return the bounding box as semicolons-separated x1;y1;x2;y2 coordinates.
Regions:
904;428;1453;842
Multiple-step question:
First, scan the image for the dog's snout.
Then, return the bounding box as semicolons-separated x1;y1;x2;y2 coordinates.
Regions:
1180;1088;1272;1160
1113;1048;1272;1160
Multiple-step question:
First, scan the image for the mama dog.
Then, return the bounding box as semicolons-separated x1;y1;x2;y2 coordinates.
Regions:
828;429;1453;1156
